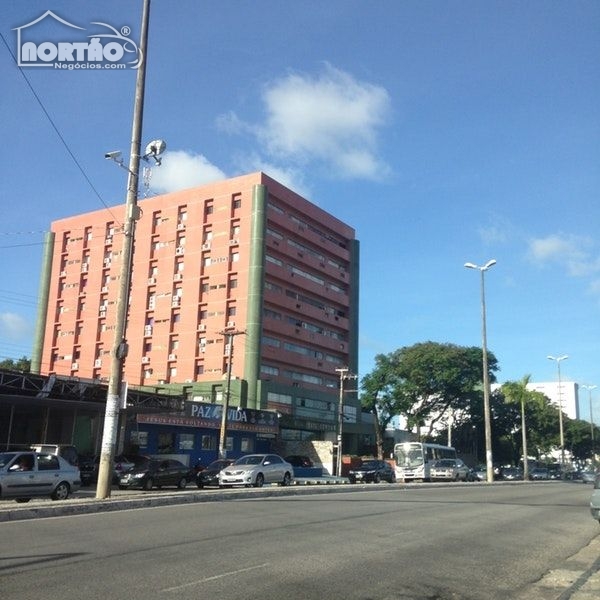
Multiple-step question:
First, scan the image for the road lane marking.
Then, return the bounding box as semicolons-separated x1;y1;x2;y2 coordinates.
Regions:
161;563;270;592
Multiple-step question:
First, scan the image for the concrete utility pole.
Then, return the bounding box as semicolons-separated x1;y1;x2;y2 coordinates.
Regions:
464;259;497;484
547;354;568;469
218;330;245;459
335;367;357;477
96;0;151;500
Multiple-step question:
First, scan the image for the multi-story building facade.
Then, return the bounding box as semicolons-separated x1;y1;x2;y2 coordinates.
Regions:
526;381;579;421
32;172;362;457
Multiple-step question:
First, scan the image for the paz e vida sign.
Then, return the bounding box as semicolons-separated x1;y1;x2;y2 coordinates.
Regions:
13;10;142;70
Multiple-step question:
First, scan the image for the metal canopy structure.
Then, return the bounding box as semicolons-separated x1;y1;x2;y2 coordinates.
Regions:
0;368;185;412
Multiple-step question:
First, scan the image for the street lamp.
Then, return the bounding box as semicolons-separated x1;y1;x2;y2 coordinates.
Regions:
581;384;597;467
335;368;357;477
464;259;497;484
547;354;568;468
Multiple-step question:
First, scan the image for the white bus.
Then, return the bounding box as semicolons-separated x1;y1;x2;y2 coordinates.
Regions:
393;441;457;482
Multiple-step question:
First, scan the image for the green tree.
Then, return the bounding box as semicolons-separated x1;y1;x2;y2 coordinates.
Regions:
0;356;31;371
361;342;498;458
501;375;547;478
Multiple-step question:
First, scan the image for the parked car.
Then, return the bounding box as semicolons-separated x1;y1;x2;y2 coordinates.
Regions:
430;458;471;481
284;455;314;468
590;473;600;523
348;459;396;484
29;444;79;467
581;470;597;484
118;458;193;491
218;454;293;488
529;467;550;480
196;459;234;488
79;454;146;485
500;467;523;481
0;451;81;502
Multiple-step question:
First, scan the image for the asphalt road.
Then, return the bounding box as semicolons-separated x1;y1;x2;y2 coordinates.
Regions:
1;482;598;600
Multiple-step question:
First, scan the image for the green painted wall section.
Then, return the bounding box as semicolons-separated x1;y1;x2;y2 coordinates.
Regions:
31;231;55;374
244;184;267;409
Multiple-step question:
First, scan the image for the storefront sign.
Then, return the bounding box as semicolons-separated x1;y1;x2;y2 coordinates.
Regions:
136;402;279;435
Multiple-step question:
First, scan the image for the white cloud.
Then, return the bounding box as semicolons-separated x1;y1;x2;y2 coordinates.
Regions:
528;233;600;277
148;150;227;194
0;312;32;341
218;64;392;180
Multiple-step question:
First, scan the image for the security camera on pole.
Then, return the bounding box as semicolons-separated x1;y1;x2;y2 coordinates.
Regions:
96;0;167;499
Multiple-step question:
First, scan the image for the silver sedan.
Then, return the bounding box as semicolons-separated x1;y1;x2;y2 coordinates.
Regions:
218;454;294;488
0;451;81;502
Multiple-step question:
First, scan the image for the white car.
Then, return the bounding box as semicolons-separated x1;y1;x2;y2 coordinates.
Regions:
0;451;81;502
218;454;294;488
430;458;471;481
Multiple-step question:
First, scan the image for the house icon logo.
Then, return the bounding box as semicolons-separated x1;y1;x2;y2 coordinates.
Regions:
12;10;142;70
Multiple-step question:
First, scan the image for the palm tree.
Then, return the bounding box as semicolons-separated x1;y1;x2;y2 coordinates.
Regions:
502;375;533;480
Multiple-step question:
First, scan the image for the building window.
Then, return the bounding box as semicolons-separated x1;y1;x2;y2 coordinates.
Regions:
157;432;175;454
201;435;216;450
179;433;195;450
241;438;253;453
129;431;148;448
261;364;279;376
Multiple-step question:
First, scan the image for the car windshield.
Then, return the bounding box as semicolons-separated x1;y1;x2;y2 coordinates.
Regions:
234;455;263;465
436;459;455;467
0;452;18;468
361;461;379;469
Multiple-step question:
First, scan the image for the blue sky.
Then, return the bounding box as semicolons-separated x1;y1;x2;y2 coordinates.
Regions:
1;1;599;416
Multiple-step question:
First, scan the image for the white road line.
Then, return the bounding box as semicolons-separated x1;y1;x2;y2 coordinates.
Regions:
161;563;270;593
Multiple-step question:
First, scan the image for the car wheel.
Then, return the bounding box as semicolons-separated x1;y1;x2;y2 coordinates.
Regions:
118;485;127;490
197;481;204;489
254;473;264;488
279;472;292;486
374;473;381;484
15;498;31;503
177;477;187;489
143;478;153;491
51;482;70;501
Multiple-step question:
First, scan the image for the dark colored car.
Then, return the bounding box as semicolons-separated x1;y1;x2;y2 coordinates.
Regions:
348;459;396;484
529;467;549;480
79;454;148;485
284;455;314;468
500;467;523;481
196;459;234;488
118;458;193;491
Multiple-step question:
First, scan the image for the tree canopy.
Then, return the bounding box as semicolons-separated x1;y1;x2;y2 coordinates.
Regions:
0;356;31;371
361;341;498;458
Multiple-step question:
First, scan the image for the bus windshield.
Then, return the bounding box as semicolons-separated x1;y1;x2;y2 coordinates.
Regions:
395;444;424;468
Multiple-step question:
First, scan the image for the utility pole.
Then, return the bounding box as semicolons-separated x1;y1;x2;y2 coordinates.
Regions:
335;367;357;477
96;0;151;499
218;329;245;459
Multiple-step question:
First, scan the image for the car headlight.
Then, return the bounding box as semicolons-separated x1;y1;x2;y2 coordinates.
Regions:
132;472;146;479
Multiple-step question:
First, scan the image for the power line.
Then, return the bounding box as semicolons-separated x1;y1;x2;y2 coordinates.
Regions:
0;32;121;225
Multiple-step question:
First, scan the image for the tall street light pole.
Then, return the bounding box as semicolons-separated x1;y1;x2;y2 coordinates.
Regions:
218;329;245;459
96;0;151;499
464;259;497;484
547;354;568;468
581;384;597;466
335;367;357;477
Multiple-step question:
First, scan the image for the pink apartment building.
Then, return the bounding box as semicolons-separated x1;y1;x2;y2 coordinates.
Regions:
32;172;362;449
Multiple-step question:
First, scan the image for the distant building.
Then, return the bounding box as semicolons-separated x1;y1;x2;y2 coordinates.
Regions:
526;381;579;420
33;172;363;459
